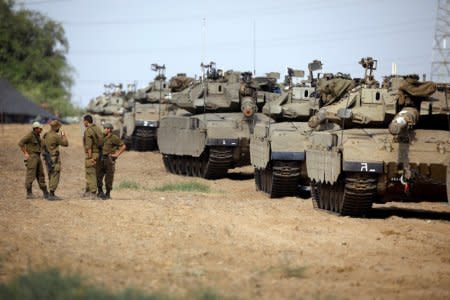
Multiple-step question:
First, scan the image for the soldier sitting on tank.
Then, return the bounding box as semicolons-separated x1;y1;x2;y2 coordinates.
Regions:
97;123;126;199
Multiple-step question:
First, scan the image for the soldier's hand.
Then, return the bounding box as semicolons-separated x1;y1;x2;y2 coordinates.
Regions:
24;153;30;161
111;152;119;158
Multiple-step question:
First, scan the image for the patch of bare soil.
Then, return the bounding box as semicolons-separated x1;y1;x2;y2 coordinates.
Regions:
0;124;449;299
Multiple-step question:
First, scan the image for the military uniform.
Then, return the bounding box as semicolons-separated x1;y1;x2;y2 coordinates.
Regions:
98;133;124;197
43;122;68;198
83;124;103;194
18;126;48;198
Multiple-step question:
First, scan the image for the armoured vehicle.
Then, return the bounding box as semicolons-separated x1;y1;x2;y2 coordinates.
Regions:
157;62;273;179
86;83;128;137
122;64;173;151
251;60;324;197
306;58;450;216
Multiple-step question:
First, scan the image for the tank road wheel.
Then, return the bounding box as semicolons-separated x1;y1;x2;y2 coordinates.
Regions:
270;161;300;198
314;173;377;217
264;167;274;196
185;157;193;176
167;155;176;174
162;155;171;172
203;147;233;179
257;161;300;198
191;159;201;177
310;181;320;209
174;156;184;175
124;136;133;151
254;169;262;191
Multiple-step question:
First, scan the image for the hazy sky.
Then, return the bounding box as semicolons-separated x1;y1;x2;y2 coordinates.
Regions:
18;0;438;107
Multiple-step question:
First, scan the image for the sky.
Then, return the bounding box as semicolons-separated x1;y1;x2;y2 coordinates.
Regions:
17;0;439;107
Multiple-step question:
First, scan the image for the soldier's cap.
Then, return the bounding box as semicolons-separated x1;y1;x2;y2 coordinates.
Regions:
50;119;62;128
103;123;113;129
32;121;43;129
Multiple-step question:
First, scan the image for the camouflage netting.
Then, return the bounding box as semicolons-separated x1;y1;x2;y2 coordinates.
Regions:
398;76;437;107
317;78;355;104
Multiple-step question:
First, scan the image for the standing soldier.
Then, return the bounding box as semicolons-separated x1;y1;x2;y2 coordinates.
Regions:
83;115;103;198
18;122;50;199
43;120;69;200
97;123;126;199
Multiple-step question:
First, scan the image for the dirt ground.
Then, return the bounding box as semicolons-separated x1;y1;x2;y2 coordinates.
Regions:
0;124;449;299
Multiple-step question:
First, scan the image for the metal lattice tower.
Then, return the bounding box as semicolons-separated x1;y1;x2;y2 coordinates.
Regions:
431;0;450;82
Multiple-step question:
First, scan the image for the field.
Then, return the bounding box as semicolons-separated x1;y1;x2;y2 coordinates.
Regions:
0;124;449;299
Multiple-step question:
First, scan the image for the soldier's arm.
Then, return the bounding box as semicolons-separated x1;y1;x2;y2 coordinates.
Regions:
58;131;69;147
18;133;31;159
85;128;94;158
111;137;126;158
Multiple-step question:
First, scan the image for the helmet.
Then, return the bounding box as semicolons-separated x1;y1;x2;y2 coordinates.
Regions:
50;120;62;128
103;123;113;130
32;121;43;129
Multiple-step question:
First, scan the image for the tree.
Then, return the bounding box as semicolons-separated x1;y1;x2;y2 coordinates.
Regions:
0;0;79;116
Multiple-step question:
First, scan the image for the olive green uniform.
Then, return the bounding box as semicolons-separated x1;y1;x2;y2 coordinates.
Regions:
18;131;47;192
83;124;103;193
98;133;124;193
43;130;68;192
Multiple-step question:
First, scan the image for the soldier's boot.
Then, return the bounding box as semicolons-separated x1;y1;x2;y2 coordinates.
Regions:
97;187;106;199
49;191;62;201
43;189;51;200
26;188;35;199
82;192;97;200
104;190;111;200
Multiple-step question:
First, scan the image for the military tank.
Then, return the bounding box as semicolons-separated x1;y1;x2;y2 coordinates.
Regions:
122;64;175;151
306;58;450;216
86;83;128;137
157;62;273;179
250;60;324;198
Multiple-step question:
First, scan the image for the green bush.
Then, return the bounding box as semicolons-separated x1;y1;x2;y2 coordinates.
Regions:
0;268;235;300
153;182;210;193
116;180;141;190
0;268;170;300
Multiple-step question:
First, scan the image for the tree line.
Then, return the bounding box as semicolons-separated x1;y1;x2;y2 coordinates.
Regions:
0;0;82;117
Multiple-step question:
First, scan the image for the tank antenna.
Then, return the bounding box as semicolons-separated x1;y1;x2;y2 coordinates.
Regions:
202;18;207;67
151;63;166;122
253;20;256;76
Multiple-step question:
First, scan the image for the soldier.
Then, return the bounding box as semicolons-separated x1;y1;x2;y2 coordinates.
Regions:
43;120;69;200
83;114;103;198
97;123;126;199
18;122;50;200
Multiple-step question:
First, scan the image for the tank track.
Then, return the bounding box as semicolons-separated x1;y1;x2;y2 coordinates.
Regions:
312;173;378;217
126;127;158;151
255;161;300;198
162;147;234;179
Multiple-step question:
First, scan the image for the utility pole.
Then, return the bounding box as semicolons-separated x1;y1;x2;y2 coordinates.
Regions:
431;0;450;82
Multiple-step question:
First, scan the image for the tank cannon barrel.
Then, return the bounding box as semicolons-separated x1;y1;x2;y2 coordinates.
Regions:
388;107;419;135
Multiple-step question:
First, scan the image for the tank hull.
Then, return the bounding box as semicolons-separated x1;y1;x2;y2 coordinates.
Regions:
307;128;450;216
250;121;310;198
158;112;272;179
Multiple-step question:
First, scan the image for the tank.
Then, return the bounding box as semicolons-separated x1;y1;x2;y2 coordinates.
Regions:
306;58;450;216
86;83;128;137
250;60;324;198
122;64;175;151
157;62;273;179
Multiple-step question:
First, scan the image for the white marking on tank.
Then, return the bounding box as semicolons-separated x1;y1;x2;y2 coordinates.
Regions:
361;163;368;172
